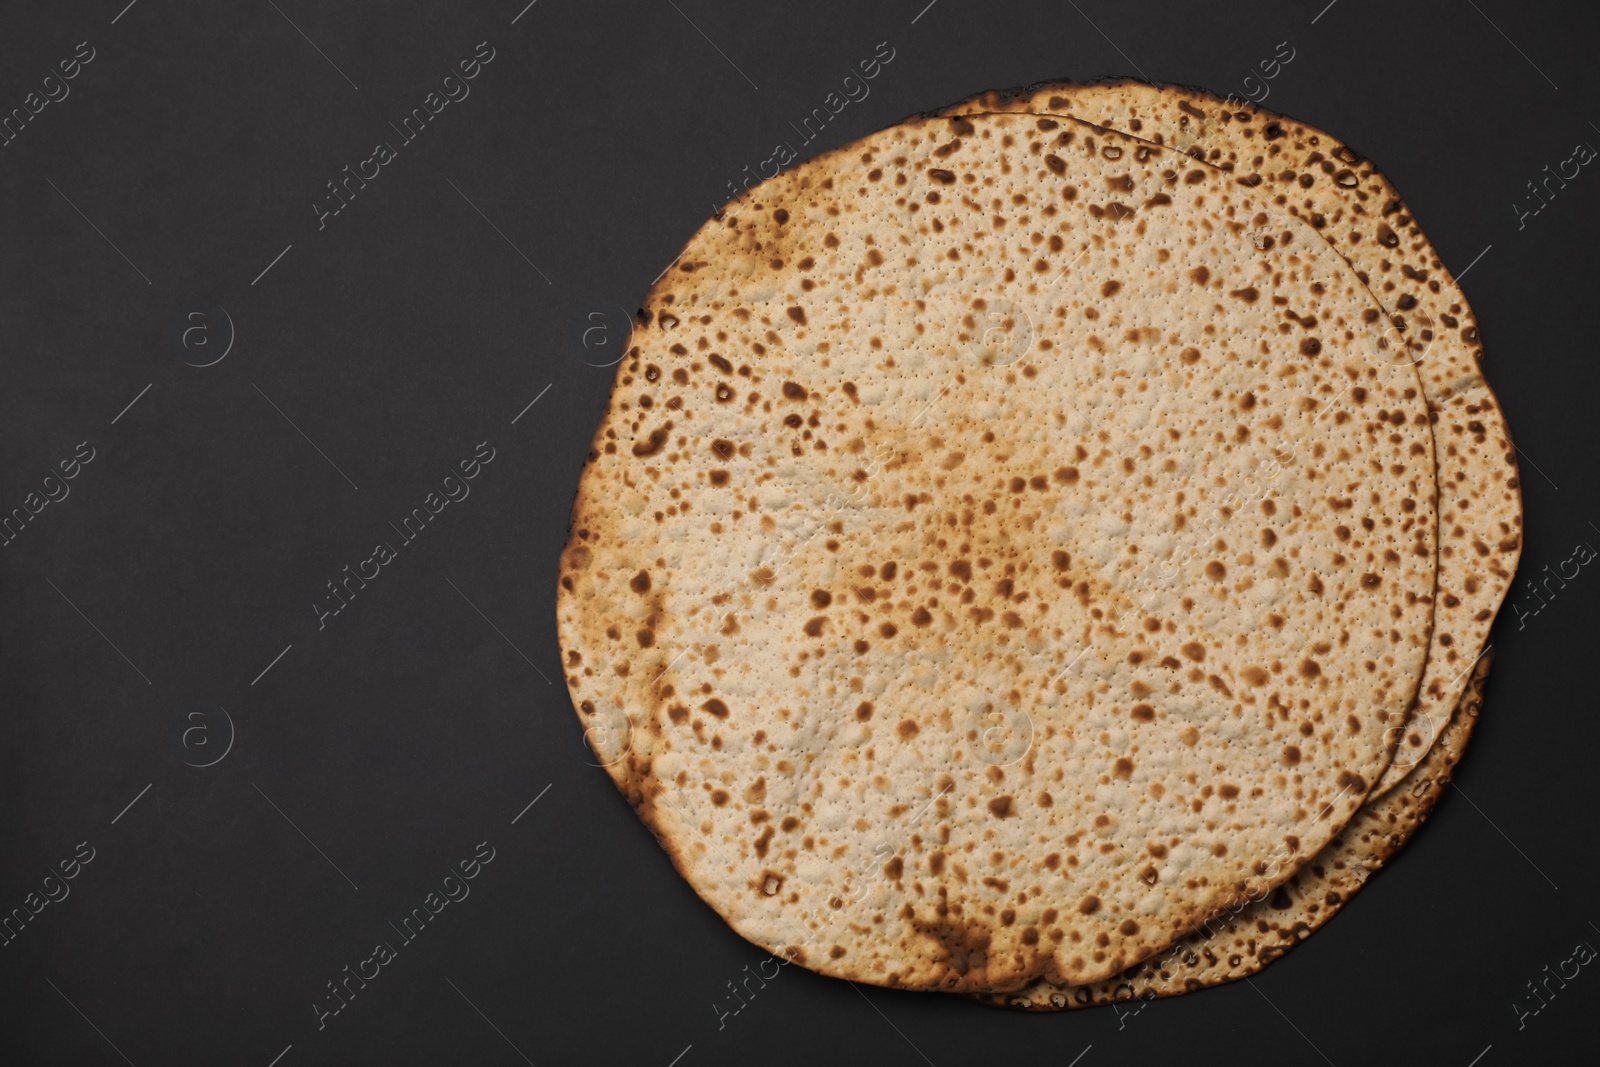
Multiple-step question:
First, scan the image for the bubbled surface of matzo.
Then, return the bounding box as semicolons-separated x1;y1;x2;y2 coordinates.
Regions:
557;112;1437;992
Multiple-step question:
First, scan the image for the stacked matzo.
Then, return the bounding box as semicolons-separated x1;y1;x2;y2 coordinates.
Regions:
558;80;1520;1008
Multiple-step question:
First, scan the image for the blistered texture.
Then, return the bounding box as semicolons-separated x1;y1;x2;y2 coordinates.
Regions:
939;80;1521;799
972;651;1492;1009
557;111;1438;993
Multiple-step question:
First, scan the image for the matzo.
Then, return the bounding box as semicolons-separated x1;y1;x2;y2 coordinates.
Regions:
557;112;1437;992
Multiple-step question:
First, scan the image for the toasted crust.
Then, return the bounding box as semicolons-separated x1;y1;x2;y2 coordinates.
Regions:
936;80;1522;799
558;111;1439;992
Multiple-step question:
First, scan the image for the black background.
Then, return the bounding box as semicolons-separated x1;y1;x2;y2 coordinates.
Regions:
1;1;1596;1064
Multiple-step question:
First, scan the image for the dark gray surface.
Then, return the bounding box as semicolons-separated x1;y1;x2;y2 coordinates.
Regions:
1;1;1595;1064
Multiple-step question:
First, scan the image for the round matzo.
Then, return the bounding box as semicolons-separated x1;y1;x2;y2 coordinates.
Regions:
557;111;1438;992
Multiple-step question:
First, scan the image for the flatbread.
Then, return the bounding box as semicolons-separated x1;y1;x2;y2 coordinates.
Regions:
558;111;1438;992
971;651;1492;1009
939;81;1521;798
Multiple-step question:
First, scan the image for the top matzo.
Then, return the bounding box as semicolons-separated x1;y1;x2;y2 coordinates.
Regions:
558;112;1437;992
